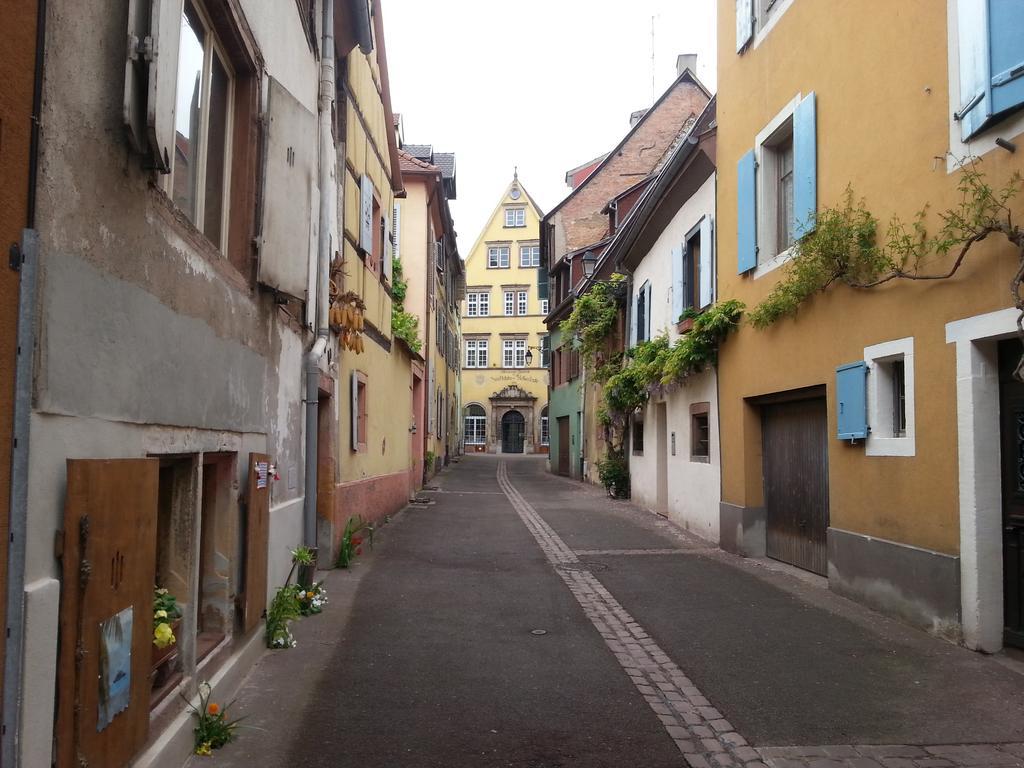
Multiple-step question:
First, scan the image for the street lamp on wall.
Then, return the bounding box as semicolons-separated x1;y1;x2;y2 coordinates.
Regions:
525;349;534;366
581;250;598;279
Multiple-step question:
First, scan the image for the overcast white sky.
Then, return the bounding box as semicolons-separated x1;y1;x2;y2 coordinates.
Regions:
383;0;718;256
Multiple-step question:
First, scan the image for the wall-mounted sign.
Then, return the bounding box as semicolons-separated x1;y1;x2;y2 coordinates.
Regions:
97;606;133;731
255;461;269;490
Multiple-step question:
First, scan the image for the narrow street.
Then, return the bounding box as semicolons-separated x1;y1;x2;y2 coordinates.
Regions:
208;457;1024;768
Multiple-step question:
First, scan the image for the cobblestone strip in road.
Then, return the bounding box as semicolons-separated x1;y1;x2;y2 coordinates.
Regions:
497;462;756;767
497;462;1024;768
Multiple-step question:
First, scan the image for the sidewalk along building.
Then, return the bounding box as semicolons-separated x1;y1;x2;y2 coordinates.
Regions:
394;141;465;481
715;0;1024;651
461;175;550;454
542;56;711;479
603;98;721;542
3;1;422;766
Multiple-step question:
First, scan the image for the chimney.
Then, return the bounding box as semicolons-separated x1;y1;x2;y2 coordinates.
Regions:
629;109;648;128
676;53;697;77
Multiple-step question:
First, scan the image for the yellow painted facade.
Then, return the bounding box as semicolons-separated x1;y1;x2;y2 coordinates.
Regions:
461;179;550;453
715;0;1024;643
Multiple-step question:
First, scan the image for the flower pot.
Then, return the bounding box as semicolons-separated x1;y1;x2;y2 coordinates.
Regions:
297;548;318;589
152;618;182;669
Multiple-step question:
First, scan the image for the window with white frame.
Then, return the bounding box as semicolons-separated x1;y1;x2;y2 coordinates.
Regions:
864;337;915;457
517;290;528;316
465;339;489;368
465;404;486;445
171;1;234;250
540;405;549;445
541;298;549;315
503;291;515;316
502;339;527;368
520;245;541;267
763;119;795;259
466;291;490;317
736;0;797;53
504;208;526;228
488;246;510;268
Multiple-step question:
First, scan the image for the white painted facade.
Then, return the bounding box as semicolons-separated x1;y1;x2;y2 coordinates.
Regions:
628;175;721;542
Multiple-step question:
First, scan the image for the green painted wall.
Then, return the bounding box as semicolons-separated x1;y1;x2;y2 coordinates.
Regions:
547;327;583;477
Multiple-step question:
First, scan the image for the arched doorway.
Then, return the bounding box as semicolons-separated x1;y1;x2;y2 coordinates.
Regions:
501;410;525;454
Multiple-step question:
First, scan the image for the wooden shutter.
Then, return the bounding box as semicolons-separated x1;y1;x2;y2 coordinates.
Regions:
671;244;684;323
836;362;869;440
737;149;757;274
736;0;754;52
360;175;374;252
383;206;393;283
537;265;548;300
259;78;318;300
699;216;715;309
243;453;271;633
57;459;158;768
989;0;1024;115
350;370;360;450
644;282;652;341
629;288;638;348
123;0;150;155
146;0;185;172
392;203;401;261
956;0;990;140
793;93;817;240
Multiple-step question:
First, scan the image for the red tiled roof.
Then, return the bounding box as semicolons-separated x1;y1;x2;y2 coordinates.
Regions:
399;150;438;173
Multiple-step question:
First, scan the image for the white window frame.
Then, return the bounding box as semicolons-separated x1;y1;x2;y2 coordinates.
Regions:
505;207;526;228
864;336;916;457
467;291;490;317
465;413;487;444
520;245;540;267
540;298;549;316
540;415;549;445
503;339;515;368
504;291;515;316
167;0;236;251
750;0;797;51
753;93;803;281
945;0;1024;172
488;246;510;268
517;290;528;316
514;339;527;368
465;339;488;369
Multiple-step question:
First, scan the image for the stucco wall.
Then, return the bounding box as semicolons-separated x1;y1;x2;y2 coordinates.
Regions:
715;0;1024;556
548;328;582;476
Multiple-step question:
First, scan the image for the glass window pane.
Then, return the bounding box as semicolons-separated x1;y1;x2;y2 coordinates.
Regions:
204;49;230;246
172;5;206;224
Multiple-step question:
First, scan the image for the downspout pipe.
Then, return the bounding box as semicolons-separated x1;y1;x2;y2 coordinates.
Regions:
3;1;46;763
303;0;335;551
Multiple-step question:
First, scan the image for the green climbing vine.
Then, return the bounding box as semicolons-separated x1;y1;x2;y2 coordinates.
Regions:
748;162;1024;355
560;273;628;370
390;258;422;353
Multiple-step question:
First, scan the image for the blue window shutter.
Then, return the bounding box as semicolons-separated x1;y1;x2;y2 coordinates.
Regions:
671;245;683;323
836;361;868;440
644;282;652;341
736;0;754;52
360;175;374;252
793;93;817;239
350;370;359;450
957;0;990;140
989;0;1024;116
699;216;714;308
737;149;757;274
629;289;638;348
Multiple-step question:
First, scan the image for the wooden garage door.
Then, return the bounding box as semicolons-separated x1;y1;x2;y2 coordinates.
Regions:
762;398;830;575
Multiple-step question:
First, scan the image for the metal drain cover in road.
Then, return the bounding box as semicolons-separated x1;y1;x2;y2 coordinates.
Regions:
556;562;609;573
530;629;547;635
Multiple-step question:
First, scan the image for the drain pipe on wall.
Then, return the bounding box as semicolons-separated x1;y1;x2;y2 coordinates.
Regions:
303;0;335;551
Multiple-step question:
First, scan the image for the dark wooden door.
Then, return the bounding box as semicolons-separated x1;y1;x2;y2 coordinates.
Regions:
998;340;1024;647
243;453;271;633
502;411;525;453
57;459;158;768
762;398;830;575
557;417;570;476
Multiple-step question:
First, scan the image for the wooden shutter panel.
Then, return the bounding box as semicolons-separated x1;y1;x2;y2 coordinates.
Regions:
836;362;869;440
793;93;817;240
538;266;549;300
671;245;684;323
383;207;393;283
392;203;401;261
956;0;990;140
699;216;715;309
146;0;185;172
989;0;1024;115
360;176;374;252
629;288;638;348
123;0;150;155
736;0;754;52
243;453;271;633
644;282;652;341
737;149;758;274
351;370;359;450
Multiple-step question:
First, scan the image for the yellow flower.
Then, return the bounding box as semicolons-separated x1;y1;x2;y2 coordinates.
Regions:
153;622;176;649
155;609;168;619
195;741;212;756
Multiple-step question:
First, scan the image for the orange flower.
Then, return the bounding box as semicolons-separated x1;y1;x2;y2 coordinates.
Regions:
207;702;220;716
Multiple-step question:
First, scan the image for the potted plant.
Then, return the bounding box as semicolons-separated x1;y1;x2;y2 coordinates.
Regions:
291;545;318;589
152;587;182;669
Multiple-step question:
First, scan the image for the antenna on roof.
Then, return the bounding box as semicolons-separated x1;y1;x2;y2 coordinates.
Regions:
514;165;519;181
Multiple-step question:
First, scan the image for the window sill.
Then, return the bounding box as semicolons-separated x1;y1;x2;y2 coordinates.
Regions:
865;436;916;458
752;245;795;281
689;455;710;464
